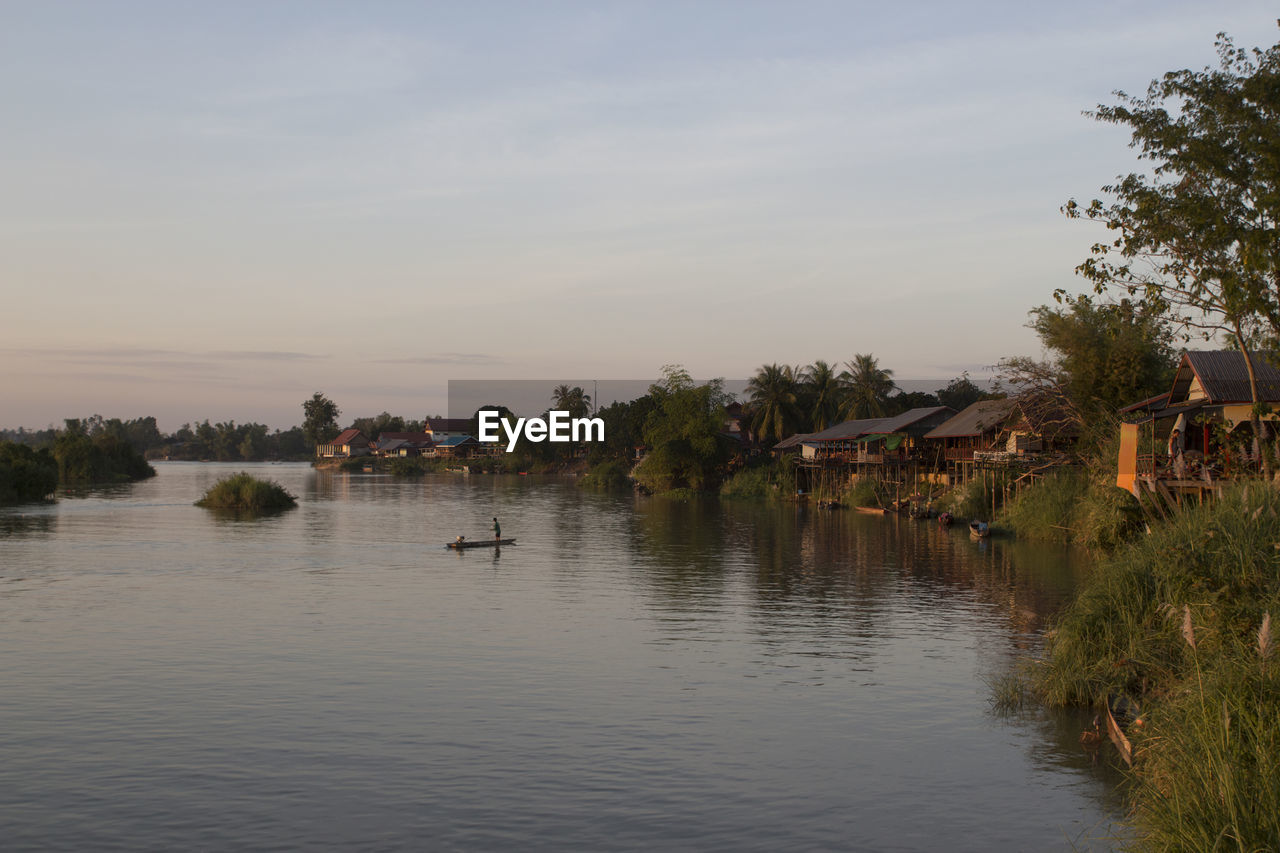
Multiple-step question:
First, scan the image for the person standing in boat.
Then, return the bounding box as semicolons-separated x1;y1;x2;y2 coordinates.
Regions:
492;517;501;542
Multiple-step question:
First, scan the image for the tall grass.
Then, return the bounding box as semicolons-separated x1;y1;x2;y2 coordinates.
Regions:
195;472;297;512
846;477;879;507
998;468;1142;550
1034;484;1280;849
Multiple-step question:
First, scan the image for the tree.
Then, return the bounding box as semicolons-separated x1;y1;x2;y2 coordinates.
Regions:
936;373;992;412
302;392;341;447
0;441;58;504
1064;30;1280;472
633;365;733;492
745;363;803;444
839;354;895;420
1029;297;1175;416
551;385;592;418
803;360;844;431
350;412;406;441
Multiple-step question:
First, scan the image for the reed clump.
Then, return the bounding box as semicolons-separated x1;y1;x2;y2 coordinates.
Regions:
1033;484;1280;849
195;472;297;512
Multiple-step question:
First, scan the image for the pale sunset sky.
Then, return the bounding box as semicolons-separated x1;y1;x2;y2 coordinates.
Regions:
3;2;1278;430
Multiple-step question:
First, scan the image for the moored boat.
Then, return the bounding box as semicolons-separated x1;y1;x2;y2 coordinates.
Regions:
969;520;990;539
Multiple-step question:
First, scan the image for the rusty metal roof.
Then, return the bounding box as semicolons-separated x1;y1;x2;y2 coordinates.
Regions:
923;399;1017;439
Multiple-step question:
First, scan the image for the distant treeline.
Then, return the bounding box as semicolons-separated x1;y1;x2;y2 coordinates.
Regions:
0;416;162;502
1;415;312;463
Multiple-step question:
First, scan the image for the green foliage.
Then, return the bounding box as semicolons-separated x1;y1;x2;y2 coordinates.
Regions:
719;457;794;499
0;441;58;504
746;363;803;444
839;353;895;420
349;412;406;441
885;389;940;416
581;458;632;490
947;471;1012;521
997;468;1141;549
802;360;844;432
588;395;657;464
1028;296;1175;419
998;469;1089;544
1065;30;1280;440
551;385;592;418
1033;485;1280;849
53;428;155;484
846;477;879;507
936;373;994;411
632;366;732;493
158;421;309;461
195;472;297;512
302;392;340;448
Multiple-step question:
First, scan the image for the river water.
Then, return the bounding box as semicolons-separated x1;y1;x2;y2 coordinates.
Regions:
0;462;1127;851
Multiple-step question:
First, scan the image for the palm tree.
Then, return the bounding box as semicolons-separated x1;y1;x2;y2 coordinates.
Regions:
746;363;803;444
803;360;844;431
839;353;896;420
552;384;592;418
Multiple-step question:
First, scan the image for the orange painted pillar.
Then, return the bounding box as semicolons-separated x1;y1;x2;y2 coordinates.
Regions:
1117;422;1139;495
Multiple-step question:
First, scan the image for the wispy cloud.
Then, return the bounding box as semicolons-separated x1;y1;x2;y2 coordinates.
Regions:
376;353;506;366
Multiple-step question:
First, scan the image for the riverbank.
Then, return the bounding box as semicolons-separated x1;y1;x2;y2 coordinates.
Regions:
1032;483;1280;849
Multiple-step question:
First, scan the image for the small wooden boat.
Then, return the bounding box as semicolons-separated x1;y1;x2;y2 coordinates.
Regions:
969;520;990;539
1105;693;1139;766
855;506;888;515
447;538;517;549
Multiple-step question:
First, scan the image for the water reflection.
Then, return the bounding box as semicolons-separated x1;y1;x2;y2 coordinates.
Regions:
0;466;1127;851
0;511;56;539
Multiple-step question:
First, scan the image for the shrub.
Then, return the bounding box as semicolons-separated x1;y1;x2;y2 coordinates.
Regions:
0;441;58;504
195;472;297;513
581;458;632;490
720;457;794;499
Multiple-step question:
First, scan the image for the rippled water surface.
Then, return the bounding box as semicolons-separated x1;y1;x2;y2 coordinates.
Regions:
0;463;1128;850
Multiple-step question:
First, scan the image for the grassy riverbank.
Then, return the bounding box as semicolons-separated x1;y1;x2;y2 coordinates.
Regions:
1033;484;1280;849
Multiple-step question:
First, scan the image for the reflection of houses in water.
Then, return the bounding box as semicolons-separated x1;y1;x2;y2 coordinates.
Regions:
1117;351;1280;508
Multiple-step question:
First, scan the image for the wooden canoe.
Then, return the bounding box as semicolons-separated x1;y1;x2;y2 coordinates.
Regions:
1105;702;1135;766
447;538;517;549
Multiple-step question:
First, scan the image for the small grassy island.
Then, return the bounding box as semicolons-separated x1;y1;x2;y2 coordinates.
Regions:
195;472;297;513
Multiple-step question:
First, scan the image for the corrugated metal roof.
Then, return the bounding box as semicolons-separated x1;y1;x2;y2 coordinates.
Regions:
771;432;813;450
923;399;1016;439
1172;351;1280;404
805;417;891;442
866;406;956;434
437;434;477;446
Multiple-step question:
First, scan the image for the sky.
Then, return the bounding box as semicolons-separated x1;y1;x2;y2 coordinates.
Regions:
3;2;1278;431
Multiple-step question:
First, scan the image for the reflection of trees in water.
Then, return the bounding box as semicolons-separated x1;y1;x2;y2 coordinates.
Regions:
625;495;733;605
0;511;55;538
723;505;1091;647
